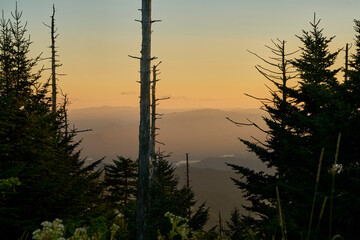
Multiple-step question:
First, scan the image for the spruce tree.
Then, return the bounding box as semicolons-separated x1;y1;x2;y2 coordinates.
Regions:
0;6;103;239
228;16;359;239
188;201;209;232
332;19;360;240
228;39;298;238
287;16;346;239
225;207;250;240
103;156;138;240
347;19;360;102
183;154;209;232
149;157;209;239
149;158;186;239
104;156;138;208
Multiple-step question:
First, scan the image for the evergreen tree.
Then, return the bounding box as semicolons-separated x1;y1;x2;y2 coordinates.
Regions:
225;207;250;240
104;156;138;208
332;19;360;239
188;201;209;232
0;7;103;239
228;39;298;238
149;158;187;239
103;156;138;240
346;19;360;105
183;154;209;232
149;157;209;239
228;16;360;239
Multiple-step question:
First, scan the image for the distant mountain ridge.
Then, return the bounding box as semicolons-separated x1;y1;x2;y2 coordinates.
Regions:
173;155;273;229
68;106;271;229
178;156;271;173
69;106;267;167
174;166;248;230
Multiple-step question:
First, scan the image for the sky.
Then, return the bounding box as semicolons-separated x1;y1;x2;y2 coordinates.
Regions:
1;0;360;110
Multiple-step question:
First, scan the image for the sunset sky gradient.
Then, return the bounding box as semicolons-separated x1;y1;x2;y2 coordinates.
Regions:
2;0;360;109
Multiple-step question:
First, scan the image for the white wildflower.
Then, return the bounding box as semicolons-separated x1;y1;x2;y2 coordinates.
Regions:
32;219;65;240
110;223;120;232
329;163;343;175
69;228;90;240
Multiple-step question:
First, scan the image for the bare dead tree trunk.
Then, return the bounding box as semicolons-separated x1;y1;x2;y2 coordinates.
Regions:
62;94;69;137
149;64;158;185
51;5;56;112
137;0;152;239
186;152;191;221
345;43;349;82
150;64;157;158
281;40;287;104
149;62;168;186
43;5;62;113
218;211;223;236
129;2;162;238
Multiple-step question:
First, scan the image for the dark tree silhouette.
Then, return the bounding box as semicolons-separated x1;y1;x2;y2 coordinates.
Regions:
130;1;153;238
149;156;209;239
43;4;62;113
227;39;297;238
225;207;251;240
227;15;353;239
104;156;138;208
149;62;169;185
229;15;360;240
0;6;103;239
183;153;209;232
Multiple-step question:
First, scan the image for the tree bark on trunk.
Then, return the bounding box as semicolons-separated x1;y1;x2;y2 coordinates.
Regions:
345;43;349;82
186;153;191;221
281;40;287;104
136;0;152;239
149;65;157;185
218;211;223;236
51;5;56;113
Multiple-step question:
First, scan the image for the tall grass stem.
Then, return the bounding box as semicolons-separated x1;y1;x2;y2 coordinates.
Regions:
307;148;324;240
329;133;341;239
315;196;328;235
276;186;286;240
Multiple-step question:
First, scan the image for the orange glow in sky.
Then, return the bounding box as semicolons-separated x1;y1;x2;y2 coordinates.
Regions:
2;0;359;110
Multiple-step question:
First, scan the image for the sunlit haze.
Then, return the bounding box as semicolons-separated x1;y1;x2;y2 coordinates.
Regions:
2;0;359;109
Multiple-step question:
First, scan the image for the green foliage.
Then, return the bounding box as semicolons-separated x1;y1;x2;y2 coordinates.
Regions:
229;16;360;240
103;156;138;208
150;157;209;239
32;218;121;240
63;215;130;240
188;202;209;231
225;208;252;240
333;19;360;239
160;212;190;240
102;154;209;239
0;177;20;199
149;158;189;239
33;219;66;240
0;6;104;239
159;212;228;240
103;156;137;239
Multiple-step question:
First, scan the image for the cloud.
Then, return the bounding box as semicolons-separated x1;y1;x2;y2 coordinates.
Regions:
121;91;136;95
219;154;234;158
164;95;225;102
176;160;201;166
163;94;188;100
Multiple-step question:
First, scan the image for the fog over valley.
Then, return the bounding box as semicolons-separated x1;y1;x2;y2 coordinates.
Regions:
69;106;267;169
